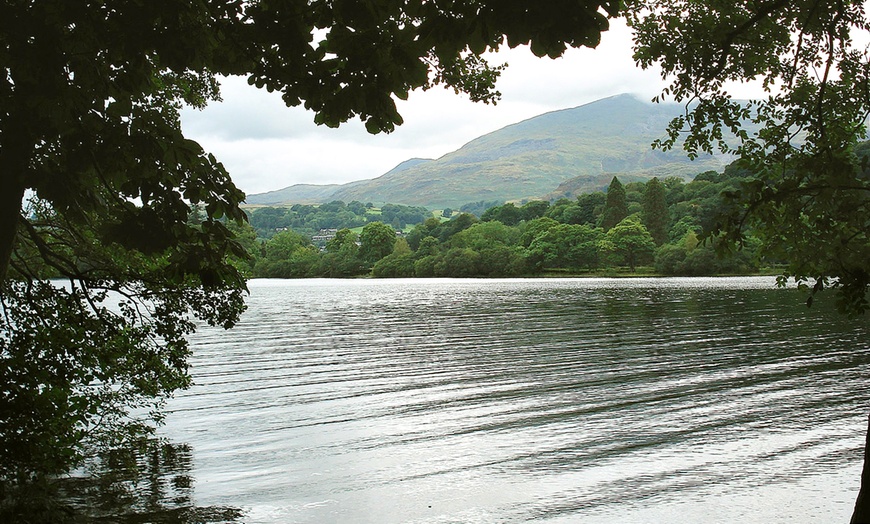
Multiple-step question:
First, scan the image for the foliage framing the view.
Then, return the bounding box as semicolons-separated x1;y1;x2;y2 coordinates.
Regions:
626;0;870;315
0;0;624;499
6;0;870;520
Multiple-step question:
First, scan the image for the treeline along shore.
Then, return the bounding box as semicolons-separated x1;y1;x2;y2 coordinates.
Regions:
229;161;777;279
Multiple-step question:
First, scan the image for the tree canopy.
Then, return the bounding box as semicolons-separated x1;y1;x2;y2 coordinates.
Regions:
626;0;870;314
359;222;398;265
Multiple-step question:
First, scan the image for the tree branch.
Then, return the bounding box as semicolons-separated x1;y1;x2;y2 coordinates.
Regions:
706;0;791;81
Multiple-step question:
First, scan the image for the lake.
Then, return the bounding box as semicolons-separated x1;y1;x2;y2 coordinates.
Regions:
133;277;870;523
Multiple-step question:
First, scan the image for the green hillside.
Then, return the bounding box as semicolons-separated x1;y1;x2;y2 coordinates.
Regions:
246;94;729;209
244;180;369;205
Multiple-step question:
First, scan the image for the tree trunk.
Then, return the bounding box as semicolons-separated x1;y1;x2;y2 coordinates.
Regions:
0;100;32;282
0;176;25;281
851;412;870;523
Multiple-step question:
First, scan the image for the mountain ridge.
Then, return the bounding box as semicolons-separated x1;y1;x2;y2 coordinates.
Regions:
244;94;726;208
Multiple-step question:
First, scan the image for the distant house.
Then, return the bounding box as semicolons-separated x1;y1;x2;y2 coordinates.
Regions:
311;228;338;243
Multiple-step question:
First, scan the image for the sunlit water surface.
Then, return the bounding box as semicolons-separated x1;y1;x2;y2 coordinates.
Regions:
156;277;870;523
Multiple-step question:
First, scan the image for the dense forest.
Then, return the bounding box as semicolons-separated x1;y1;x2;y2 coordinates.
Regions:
234;162;767;279
247;201;432;238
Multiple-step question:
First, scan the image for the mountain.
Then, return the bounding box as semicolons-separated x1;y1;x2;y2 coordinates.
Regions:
245;94;729;209
243;159;434;205
244;180;367;205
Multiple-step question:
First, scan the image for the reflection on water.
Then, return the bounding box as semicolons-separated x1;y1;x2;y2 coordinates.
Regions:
68;277;870;523
2;439;244;523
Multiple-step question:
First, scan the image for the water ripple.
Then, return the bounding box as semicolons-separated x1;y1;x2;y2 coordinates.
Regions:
161;278;870;523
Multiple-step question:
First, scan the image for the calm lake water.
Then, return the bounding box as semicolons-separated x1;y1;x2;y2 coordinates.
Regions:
145;277;870;523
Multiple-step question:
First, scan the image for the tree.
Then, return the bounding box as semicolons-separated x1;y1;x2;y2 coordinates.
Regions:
481;202;523;226
604;217;656;271
437;213;480;242
560;204;592;225
669;215;702;244
414;255;438;277
600;177;629;230
371;247;415;277
262;230;311;261
477;245;528;276
2;202;247;488
654;232;758;276
224;220;259;276
434;248;481;277
642;177;669;246
626;0;869;311
249;207;290;237
253;230;318;278
1;0;626;279
359;222;397;265
405;218;441;251
449;221;521;251
325;229;357;254
520;217;560;247
392;237;412;257
415;236;441;259
521;200;551;221
576;192;607;226
625;0;870;518
3;1;624;491
371;253;415;277
321;229;364;277
527;224;603;270
459;200;504;217
347;201;367;215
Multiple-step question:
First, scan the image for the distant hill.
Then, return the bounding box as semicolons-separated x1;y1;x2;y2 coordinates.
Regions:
244;180;368;206
245;94;729;209
540;173;654;202
244;159;435;206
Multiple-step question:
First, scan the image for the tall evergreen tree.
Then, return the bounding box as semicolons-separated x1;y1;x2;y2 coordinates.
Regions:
642;177;669;246
600;177;629;231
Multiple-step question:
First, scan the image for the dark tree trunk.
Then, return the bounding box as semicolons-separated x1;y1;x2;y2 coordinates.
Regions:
0;101;32;281
851;412;870;523
0;176;25;280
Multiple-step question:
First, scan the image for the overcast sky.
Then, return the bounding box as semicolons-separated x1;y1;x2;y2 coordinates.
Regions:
178;20;758;197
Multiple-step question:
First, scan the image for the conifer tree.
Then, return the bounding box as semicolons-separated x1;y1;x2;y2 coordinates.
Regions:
600;176;629;231
642;177;669;246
